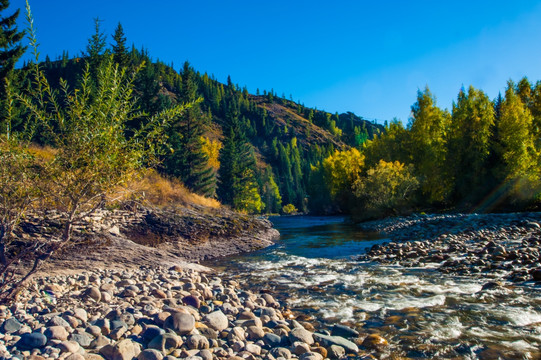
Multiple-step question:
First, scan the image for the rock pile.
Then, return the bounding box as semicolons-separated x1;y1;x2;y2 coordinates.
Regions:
0;267;380;360
359;213;541;282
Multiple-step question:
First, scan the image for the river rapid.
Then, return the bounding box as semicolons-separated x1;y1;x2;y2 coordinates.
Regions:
210;216;541;359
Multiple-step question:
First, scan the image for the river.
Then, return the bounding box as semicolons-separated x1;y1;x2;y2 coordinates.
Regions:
209;216;541;359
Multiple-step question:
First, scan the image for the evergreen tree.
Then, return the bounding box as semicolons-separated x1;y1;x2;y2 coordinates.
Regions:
0;0;25;132
217;97;262;213
111;22;128;68
408;87;451;204
447;86;494;204
86;17;106;76
494;81;538;202
164;61;215;197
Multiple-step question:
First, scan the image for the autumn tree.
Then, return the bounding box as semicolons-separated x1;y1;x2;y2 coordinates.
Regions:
447;86;494;204
494;80;539;202
321;148;364;211
408;87;451;204
354;160;419;219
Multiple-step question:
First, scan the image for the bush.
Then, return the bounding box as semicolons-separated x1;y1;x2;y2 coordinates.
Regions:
282;203;298;215
353;160;419;220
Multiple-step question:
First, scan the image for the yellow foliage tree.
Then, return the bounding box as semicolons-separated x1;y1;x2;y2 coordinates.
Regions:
200;136;222;171
322;148;364;209
354;160;419;219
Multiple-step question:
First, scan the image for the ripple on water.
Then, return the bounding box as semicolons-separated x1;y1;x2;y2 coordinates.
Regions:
211;216;541;359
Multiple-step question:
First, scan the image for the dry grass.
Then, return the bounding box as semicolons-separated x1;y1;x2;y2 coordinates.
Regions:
26;145;220;210
124;169;220;209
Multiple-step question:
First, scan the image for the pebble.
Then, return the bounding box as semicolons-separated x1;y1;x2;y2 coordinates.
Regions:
203;310;229;332
164;313;195;335
20;332;47;348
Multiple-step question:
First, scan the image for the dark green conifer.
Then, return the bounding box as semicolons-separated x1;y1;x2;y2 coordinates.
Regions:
164;61;216;197
0;0;25;131
111;22;128;68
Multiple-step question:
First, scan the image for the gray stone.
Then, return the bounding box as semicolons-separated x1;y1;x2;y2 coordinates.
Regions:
164;313;195;335
137;349;163;360
73;309;88;323
299;352;323;360
147;333;183;355
289;328;314;345
328;345;346;359
331;324;359;338
263;332;282;347
46;316;70;328
203;311;228;332
85;287;101;302
270;347;291;359
246;325;265;340
89;335;111;349
313;333;359;353
186;334;209;350
99;339;141;360
2;318;22;334
20;332;47;348
58;340;81;354
141;325;165;342
70;333;93;348
44;326;69;341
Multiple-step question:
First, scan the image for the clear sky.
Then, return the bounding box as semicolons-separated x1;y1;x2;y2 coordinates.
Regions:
11;0;541;123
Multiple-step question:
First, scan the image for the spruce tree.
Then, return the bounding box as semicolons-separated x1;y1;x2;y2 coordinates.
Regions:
0;0;25;131
408;87;451;204
111;22;128;68
164;61;216;197
86;17;106;75
447;86;494;204
217;96;262;212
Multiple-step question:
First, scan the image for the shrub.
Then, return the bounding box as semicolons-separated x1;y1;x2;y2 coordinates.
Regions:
282;203;298;215
354;160;419;219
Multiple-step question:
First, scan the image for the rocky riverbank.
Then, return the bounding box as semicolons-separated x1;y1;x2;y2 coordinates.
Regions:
358;212;541;283
14;205;279;272
0;266;385;360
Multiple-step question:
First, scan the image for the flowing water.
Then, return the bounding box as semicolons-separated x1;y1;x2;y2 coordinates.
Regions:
210;216;541;359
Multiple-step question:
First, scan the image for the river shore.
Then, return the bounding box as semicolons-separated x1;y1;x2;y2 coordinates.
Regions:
358;212;541;283
0;265;383;360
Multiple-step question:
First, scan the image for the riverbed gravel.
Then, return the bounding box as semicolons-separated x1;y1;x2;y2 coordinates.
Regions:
358;212;541;283
0;266;382;360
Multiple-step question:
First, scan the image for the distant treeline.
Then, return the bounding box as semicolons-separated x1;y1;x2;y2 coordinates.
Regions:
2;3;539;219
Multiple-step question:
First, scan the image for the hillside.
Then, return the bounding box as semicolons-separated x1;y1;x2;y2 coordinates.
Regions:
24;52;383;214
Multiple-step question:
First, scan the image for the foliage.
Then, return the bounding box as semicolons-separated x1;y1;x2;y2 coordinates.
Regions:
408;87;451;204
0;2;190;302
321;148;364;210
111;22;128;68
493;81;540;204
163;61;216;197
0;0;26;131
447;86;494;204
200;136;222;171
353;160;419;219
282;203;298;214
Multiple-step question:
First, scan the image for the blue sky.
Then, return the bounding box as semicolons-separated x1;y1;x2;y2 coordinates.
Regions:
11;0;541;123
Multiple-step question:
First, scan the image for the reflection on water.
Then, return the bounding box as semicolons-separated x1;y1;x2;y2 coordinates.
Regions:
209;216;541;359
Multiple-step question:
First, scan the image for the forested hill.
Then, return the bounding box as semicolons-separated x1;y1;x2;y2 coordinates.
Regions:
22;45;383;215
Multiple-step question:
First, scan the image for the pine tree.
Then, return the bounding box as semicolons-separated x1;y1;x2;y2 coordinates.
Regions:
164;61;216;197
494;81;538;202
86;17;106;75
0;0;25;131
217;97;262;213
447;86;494;203
408;87;451;204
111;22;128;68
